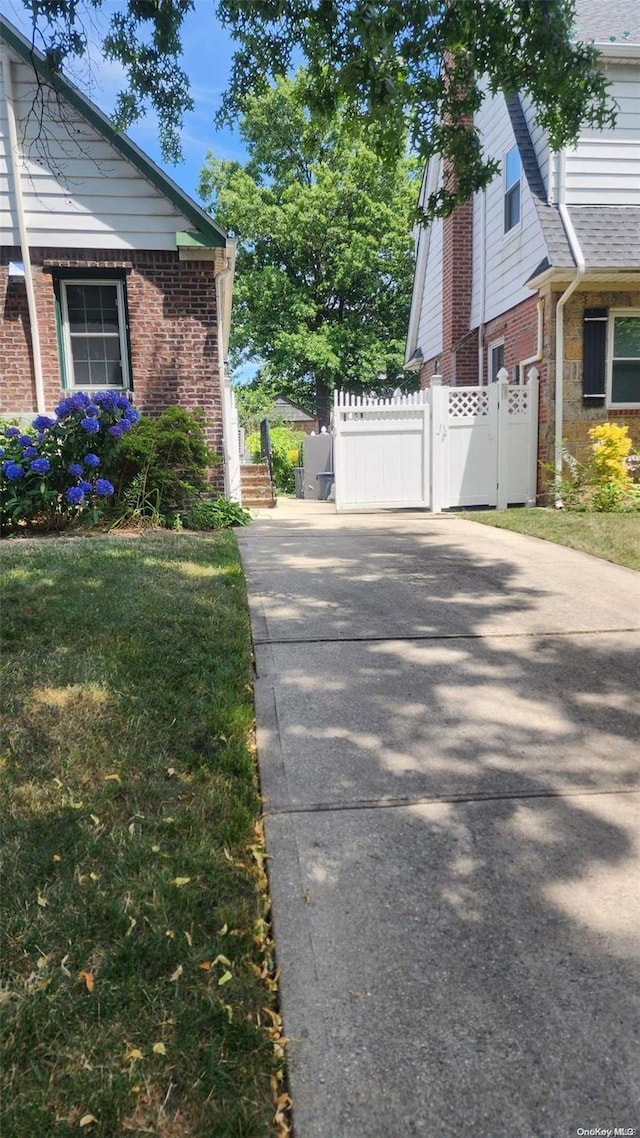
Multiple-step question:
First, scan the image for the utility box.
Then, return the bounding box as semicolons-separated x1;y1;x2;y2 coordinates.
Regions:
303;434;333;499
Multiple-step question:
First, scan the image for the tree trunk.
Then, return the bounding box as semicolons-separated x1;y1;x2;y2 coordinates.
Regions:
315;375;332;429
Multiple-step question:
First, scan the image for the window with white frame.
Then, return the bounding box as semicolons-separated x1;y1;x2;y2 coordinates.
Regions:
59;279;130;389
608;310;640;408
488;340;505;383
504;146;521;234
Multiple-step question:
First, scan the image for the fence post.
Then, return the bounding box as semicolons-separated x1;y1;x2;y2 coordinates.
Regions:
496;380;510;509
526;368;540;506
333;388;344;512
430;376;446;512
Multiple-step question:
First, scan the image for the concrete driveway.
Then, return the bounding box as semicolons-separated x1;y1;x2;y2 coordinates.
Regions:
237;502;640;1138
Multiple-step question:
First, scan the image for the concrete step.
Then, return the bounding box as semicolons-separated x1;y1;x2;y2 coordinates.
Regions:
243;497;277;509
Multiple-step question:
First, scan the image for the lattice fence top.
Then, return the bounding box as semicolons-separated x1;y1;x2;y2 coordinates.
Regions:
448;389;490;419
507;387;530;415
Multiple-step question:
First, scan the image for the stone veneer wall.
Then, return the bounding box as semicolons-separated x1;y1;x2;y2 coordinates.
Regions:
540;288;640;475
0;247;224;487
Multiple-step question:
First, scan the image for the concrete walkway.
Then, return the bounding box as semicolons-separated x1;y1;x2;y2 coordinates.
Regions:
237;502;640;1138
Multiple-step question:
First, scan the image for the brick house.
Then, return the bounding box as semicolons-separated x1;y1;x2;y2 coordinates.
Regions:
0;17;241;499
404;0;640;496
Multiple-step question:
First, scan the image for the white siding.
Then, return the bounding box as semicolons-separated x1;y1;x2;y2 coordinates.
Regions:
566;63;640;205
0;54;193;249
417;214;443;361
471;91;547;328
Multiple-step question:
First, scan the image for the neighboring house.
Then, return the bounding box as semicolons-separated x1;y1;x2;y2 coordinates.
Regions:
272;394;318;433
404;0;640;492
0;18;241;499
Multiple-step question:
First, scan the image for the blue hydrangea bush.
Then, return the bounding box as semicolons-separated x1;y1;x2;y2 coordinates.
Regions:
1;391;140;533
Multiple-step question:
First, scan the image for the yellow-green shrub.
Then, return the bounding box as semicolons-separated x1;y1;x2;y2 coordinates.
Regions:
588;423;632;490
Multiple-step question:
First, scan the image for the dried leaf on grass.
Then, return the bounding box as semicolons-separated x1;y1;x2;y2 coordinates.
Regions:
78;971;95;993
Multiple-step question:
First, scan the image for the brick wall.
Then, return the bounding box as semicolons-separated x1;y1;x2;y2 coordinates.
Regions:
441;200;477;387
0;247;224;486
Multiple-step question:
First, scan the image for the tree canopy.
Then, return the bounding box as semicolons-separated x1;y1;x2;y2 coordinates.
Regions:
198;74;419;422
15;0;613;214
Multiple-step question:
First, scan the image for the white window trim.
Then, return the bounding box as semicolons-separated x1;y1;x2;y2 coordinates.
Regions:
503;145;522;239
606;307;640;410
60;278;130;390
488;338;505;384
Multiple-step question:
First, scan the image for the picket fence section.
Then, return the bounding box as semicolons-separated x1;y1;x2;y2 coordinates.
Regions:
332;376;539;513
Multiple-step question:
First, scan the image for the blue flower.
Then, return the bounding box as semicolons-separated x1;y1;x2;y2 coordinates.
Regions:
79;479;93;494
93;390;118;410
0;447;4;457
66;486;85;505
84;453;101;468
33;415;55;431
68;463;84;478
31;458;50;475
72;393;91;410
95;478;114;497
55;398;73;418
123;405;140;423
116;395;130;410
119;419;132;433
80;417;100;433
86;405;100;417
19;434;34;446
3;461;25;481
108;424;124;440
23;446;39;459
5;427;20;438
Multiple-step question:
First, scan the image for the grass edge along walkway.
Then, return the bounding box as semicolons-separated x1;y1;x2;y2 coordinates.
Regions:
0;532;288;1138
459;509;640;573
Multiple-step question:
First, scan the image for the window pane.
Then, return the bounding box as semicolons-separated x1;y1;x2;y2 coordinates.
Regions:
505;147;521;190
71;335;122;387
613;316;640;359
66;284;119;333
611;360;640;404
73;361;91;385
504;183;520;232
106;359;123;384
490;344;504;381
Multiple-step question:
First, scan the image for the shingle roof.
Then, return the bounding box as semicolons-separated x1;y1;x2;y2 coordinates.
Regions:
570;206;640;267
573;0;640;46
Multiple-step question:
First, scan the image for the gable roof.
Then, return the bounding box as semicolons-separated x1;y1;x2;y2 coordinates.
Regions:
273;395;316;421
505;93;575;271
0;16;226;248
506;92;640;275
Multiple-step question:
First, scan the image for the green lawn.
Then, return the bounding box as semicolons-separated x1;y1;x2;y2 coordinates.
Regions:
0;533;282;1138
459;509;640;571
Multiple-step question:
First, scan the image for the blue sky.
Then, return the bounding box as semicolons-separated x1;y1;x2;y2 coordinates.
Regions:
5;0;247;200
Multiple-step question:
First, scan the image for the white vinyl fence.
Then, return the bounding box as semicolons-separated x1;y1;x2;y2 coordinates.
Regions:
333;375;539;512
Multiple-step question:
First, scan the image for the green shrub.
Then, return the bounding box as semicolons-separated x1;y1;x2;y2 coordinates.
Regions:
183;498;252;530
245;425;301;494
113;406;217;516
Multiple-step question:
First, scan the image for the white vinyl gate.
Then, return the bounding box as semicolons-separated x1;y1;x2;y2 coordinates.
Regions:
333;376;539;512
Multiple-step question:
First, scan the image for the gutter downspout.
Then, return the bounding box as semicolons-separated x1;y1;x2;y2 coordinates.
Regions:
555;150;585;505
2;50;46;414
214;241;240;501
518;298;544;383
477;188;486;384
